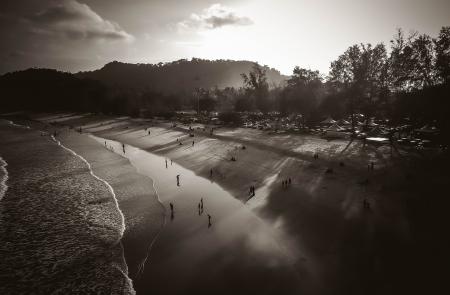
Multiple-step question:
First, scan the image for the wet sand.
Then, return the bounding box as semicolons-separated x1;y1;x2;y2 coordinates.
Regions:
55;130;165;280
93;136;305;294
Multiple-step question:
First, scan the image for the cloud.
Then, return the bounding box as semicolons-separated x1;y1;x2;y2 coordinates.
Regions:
27;0;133;41
179;3;253;30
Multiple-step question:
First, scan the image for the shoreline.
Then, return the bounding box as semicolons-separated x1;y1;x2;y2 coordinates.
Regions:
0;119;134;294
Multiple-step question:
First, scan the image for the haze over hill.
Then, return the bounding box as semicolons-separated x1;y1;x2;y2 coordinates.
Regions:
77;59;288;93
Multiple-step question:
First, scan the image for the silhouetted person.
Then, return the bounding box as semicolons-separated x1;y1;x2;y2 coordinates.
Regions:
104;141;106;147
122;143;125;154
176;174;180;186
210;168;213;177
208;214;212;227
200;198;203;210
170;202;174;212
165;158;168;168
192;140;195;146
148;130;151;135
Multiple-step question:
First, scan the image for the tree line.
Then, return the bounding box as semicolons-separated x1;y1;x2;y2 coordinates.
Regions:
1;27;449;136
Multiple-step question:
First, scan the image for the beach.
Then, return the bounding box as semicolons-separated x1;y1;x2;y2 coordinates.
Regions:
1;113;446;294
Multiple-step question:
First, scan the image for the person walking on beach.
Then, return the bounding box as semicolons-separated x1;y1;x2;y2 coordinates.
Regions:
165;158;168;168
207;214;212;227
200;198;204;211
210;168;213;178
176;174;180;186
192;140;195;147
170;202;174;220
104;141;106;147
122;143;125;154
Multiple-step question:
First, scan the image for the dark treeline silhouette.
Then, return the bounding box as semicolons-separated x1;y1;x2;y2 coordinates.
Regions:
1;27;449;143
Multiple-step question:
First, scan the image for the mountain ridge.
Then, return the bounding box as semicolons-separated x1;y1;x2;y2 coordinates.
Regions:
76;58;289;93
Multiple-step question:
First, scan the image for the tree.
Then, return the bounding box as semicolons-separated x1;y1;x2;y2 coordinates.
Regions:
435;26;450;83
389;30;437;90
280;67;323;122
328;43;389;129
241;64;270;112
410;34;436;88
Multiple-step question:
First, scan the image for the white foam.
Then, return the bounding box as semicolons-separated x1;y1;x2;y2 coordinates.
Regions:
51;135;126;237
0;157;8;201
90;135;167;278
6;120;31;129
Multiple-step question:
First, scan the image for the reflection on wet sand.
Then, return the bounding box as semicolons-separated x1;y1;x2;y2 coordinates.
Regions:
92;135;305;295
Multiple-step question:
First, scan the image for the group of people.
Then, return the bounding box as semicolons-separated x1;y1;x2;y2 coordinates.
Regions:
170;194;212;227
198;198;212;227
198;198;204;214
281;178;292;188
248;185;256;197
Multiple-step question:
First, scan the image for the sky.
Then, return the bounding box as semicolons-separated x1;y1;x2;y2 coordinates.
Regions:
0;0;449;75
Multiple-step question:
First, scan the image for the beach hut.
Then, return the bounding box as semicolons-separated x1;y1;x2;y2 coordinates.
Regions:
324;123;347;138
320;117;337;125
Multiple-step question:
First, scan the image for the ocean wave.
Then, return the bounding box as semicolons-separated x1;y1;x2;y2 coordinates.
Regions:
51;135;126;238
0;157;8;201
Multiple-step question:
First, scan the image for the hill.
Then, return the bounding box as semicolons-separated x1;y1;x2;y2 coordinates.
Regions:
76;59;288;93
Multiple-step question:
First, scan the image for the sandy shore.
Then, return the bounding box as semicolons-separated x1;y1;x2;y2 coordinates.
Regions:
54;128;165;280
